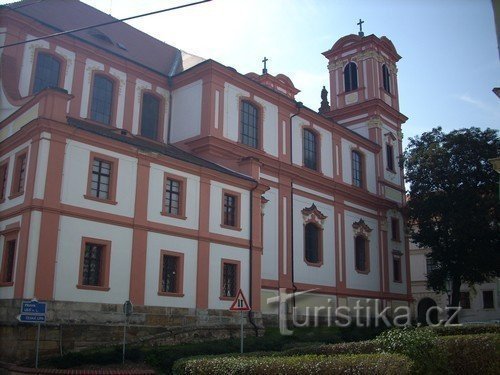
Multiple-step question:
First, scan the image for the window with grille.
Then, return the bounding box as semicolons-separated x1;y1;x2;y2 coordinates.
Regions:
386;144;395;171
1;239;16;283
240;101;259;148
161;255;179;294
352;150;363;188
355;235;367;272
303;129;318;170
305;223;321;263
344;62;358;92
33;53;61;94
141;93;160;140
164;178;181;216
90;75;114;125
382;64;391;93
223;193;237;227
82;243;103;286
222;262;237;298
90;158;111;199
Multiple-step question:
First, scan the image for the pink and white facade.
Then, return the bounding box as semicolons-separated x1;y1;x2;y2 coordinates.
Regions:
0;0;411;325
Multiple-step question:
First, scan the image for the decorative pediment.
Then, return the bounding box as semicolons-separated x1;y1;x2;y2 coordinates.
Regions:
302;204;327;227
352;219;372;237
384;132;397;141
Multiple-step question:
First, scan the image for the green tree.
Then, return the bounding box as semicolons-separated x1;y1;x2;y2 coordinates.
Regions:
403;127;499;319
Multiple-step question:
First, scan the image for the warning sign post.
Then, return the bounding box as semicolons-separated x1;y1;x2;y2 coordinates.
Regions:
229;289;251;353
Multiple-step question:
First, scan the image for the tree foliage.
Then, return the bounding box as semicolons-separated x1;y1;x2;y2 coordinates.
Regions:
403;127;499;307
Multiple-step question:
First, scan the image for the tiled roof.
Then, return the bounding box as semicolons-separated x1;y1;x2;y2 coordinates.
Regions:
66;117;255;183
5;0;183;76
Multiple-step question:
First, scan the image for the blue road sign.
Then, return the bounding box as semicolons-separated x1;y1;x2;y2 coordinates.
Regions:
21;300;46;314
17;314;46;323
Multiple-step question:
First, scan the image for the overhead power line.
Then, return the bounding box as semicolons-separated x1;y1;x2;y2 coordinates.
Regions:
0;0;213;49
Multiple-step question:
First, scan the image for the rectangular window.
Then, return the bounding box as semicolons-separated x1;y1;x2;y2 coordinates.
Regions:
240;101;259;148
460;292;471;309
483;290;494;309
90;74;114;125
140;93;160;140
1;239;16;284
393;255;402;282
0;162;8;201
386;144;395;171
11;152;27;197
221;260;239;299
158;251;184;296
221;190;241;229
85;153;118;204
78;238;110;290
162;173;187;219
33;52;61;94
426;257;436;275
391;218;400;241
352;150;363;188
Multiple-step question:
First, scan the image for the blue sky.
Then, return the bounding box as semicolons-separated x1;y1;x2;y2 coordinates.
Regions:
6;0;500;147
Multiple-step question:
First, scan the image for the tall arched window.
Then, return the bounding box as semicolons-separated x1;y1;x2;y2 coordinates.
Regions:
303;128;318;171
382;64;391;93
352;150;363;188
33;52;61;94
90;74;114;125
240;101;259;148
355;235;368;272
304;222;321;264
344;62;358;92
140;93;160;140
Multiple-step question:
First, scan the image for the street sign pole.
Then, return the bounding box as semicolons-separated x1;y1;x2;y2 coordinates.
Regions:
229;289;251;355
240;310;243;354
35;323;41;368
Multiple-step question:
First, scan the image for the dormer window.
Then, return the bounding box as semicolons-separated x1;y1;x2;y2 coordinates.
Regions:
90;74;114;125
303;128;318;171
382;64;391;93
33;52;61;94
240;101;259;148
344;62;358;92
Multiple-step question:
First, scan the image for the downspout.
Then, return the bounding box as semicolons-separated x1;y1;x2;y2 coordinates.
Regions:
248;180;260;336
289;102;303;308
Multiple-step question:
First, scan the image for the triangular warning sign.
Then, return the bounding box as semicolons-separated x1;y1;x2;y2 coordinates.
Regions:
229;289;251;311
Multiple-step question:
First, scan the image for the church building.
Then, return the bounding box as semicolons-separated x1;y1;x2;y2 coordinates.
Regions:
0;0;410;332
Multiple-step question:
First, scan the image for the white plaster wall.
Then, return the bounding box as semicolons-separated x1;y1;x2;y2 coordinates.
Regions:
0;28;16;121
53;216;133;304
33;133;51;200
313;124;333;178
291;116;309;166
60;140;137;217
0;104;39;142
156;87;170;143
0;215;22;299
80;58;104;119
261;289;278;314
410;251;428;282
144;232;198;308
292;194;335;287
388;210;406;294
108;67;127;129
341;139;376;194
223;83;249;142
344;210;380;291
18;35;50;97
54;46;75;112
23;211;42;299
261;187;278;280
382;125;402;184
147;163;200;230
208;243;250;310
254;96;278;157
208;181;250;240
170;80;202;142
0;140;31;212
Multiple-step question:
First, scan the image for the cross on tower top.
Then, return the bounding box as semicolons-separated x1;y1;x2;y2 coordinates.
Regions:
262;57;268;74
357;19;364;37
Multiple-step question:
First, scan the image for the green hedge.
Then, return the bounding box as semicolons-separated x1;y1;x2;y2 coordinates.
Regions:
429;324;500;336
438;333;500;375
281;340;377;356
172;353;412;375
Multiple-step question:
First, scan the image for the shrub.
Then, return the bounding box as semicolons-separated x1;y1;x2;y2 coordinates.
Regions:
282;340;378;356
172;353;412;375
375;326;447;374
438;333;500;375
429;324;500;336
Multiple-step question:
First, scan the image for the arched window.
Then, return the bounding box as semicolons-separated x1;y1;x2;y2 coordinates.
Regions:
382;64;391;93
240;101;259;148
355;235;368;272
304;222;321;264
90;74;114;125
140;93;160;140
303;128;318;170
33;52;61;94
344;62;358;92
352;150;363;188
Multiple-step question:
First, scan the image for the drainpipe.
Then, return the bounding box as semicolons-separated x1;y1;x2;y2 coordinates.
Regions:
289;101;303;308
248;180;260;336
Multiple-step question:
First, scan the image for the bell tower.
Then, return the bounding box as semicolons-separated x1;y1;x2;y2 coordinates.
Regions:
321;27;407;140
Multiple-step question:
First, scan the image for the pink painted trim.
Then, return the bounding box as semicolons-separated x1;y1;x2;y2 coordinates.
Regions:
157;249;185;297
220;189;242;231
161;172;187;219
77;237;112;291
85;151;119;205
219;258;240;300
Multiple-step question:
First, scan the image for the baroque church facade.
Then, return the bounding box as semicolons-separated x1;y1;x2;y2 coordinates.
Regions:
0;0;410;325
